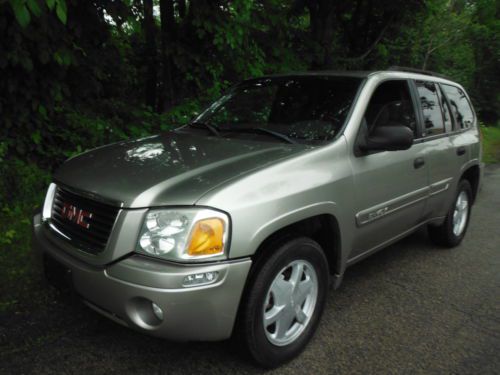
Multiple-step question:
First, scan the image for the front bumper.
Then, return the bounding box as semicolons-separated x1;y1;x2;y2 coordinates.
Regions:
32;213;252;341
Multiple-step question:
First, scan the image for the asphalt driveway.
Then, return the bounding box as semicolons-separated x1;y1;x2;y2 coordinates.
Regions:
1;166;499;374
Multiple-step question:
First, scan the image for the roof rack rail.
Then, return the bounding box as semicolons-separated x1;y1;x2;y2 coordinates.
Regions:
387;66;449;79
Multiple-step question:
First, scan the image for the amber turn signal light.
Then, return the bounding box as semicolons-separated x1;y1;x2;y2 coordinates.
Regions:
187;218;225;256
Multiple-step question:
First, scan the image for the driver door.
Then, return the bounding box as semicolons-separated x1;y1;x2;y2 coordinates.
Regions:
348;79;429;260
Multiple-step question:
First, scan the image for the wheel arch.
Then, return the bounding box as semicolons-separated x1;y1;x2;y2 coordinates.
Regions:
250;213;342;279
460;164;480;203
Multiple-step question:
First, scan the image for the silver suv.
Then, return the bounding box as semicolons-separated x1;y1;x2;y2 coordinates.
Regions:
32;69;482;367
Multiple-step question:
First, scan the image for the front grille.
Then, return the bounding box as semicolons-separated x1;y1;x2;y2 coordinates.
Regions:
50;187;120;254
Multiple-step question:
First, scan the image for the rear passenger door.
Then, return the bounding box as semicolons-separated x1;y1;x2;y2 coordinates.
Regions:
413;80;470;220
439;83;478;212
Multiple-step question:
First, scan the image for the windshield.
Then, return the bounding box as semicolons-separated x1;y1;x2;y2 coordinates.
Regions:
193;76;362;143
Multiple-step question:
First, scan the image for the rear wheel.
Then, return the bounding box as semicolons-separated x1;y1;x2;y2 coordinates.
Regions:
428;179;472;247
240;237;329;368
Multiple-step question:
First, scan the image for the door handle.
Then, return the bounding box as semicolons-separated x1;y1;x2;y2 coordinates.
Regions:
414;157;425;169
456;146;466;156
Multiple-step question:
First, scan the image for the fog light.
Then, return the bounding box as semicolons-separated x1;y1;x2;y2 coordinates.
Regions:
183;271;219;287
151;302;163;321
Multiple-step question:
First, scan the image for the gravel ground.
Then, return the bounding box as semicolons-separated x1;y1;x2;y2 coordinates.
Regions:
1;166;499;375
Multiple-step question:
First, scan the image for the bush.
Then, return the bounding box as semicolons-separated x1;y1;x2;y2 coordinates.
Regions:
0;153;51;311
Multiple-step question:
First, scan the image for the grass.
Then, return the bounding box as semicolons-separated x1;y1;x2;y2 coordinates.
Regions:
481;124;500;164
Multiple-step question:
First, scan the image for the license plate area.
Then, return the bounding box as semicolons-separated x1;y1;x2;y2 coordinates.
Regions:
43;254;74;294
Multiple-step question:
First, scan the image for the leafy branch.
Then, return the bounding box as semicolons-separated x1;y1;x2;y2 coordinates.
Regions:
9;0;67;27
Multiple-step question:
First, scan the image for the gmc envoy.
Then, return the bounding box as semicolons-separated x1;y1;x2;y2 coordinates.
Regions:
33;69;482;367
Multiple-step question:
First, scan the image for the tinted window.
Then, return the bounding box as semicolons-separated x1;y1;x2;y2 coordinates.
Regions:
196;76;362;143
416;81;444;136
441;84;474;129
437;86;453;133
364;80;417;135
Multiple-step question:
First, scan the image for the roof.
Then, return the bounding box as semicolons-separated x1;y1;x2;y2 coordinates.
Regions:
259;70;371;79
249;68;457;86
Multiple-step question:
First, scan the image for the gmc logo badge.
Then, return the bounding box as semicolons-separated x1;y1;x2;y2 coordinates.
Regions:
61;202;93;229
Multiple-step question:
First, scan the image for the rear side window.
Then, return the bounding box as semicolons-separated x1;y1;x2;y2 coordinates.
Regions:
437;86;453;133
415;81;444;136
441;84;474;129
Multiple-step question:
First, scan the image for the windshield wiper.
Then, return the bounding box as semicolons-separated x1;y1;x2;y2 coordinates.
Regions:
223;127;297;144
188;123;297;144
188;122;221;137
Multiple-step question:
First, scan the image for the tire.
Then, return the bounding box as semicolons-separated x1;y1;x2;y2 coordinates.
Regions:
240;237;329;368
428;179;472;247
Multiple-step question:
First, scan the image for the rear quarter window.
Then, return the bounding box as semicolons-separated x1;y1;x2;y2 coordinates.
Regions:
441;84;475;129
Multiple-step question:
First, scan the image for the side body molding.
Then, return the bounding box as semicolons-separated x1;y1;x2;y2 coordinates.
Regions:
355;187;429;227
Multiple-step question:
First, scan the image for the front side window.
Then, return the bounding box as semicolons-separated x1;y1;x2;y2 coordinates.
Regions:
441;84;474;129
195;76;362;143
363;80;417;135
416;81;445;137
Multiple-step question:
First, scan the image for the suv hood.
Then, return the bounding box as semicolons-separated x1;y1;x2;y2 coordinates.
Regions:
54;130;308;208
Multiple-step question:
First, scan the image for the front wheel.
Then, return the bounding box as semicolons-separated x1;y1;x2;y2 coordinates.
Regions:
240;237;329;368
428;179;472;247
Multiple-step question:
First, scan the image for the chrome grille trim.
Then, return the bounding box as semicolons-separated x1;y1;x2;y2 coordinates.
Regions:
49;187;120;254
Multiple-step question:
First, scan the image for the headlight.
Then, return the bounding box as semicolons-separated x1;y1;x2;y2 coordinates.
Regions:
42;183;57;222
136;208;229;262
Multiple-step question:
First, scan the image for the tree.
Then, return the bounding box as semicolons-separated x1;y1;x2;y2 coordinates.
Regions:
157;0;175;112
469;0;500;123
143;0;157;109
290;0;423;69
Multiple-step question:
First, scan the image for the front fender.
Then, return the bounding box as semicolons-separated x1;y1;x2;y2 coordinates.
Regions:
249;201;338;252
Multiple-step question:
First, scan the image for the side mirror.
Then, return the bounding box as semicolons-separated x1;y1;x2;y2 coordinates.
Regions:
360;126;414;152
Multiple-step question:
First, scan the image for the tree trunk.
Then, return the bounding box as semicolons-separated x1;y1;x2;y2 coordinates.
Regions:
157;0;175;113
422;37;434;70
143;0;157;109
307;0;336;69
177;0;186;19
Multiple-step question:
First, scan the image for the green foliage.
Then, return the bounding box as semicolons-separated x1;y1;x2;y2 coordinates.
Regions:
467;0;500;123
9;0;67;28
1;0;496;171
0;158;50;210
55;0;67;24
10;0;31;27
1;1;137;165
481;124;500;164
0;158;50;310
